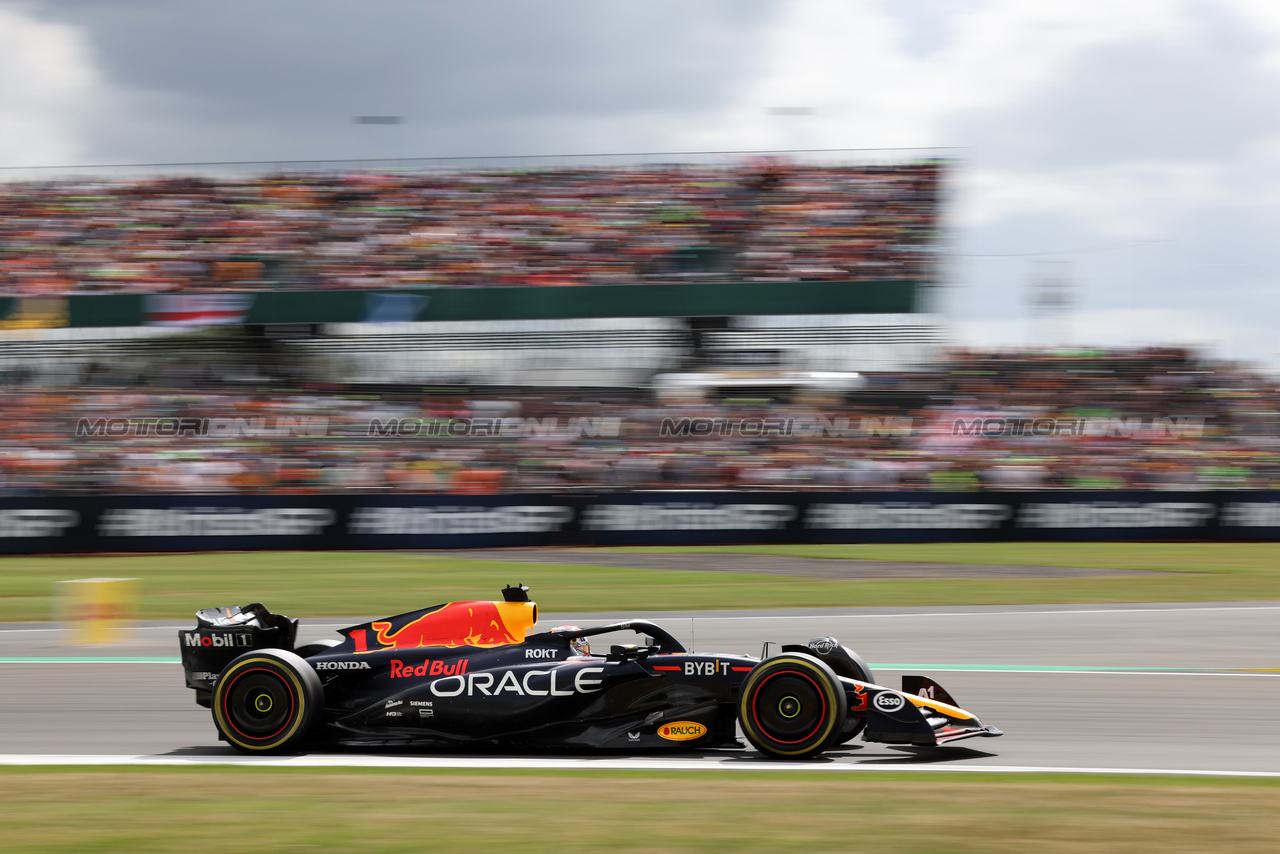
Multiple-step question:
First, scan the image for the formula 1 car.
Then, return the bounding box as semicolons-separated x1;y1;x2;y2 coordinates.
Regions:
179;586;1001;759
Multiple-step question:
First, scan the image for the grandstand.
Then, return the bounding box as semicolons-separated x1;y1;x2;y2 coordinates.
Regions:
5;149;1275;499
6;147;1277;502
0;149;949;388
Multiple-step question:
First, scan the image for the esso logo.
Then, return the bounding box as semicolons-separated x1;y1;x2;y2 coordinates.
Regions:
873;692;905;713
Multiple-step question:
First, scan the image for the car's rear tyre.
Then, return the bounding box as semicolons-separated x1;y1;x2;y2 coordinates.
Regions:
738;653;848;759
212;649;322;753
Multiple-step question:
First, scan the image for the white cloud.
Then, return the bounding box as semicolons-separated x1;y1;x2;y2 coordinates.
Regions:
0;6;104;167
1222;0;1280;71
957;162;1227;236
702;0;1198;152
701;0;1280;366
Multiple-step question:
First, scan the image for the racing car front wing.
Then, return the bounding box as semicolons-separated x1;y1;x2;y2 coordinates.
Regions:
860;674;1003;747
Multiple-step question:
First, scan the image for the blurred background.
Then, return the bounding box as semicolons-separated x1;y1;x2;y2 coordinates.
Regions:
0;155;1271;496
2;1;1279;500
4;4;1280;814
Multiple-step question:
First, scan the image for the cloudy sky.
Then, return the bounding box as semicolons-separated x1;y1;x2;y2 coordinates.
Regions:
3;1;1279;365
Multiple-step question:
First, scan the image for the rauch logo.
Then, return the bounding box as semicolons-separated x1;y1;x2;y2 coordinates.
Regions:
658;721;707;741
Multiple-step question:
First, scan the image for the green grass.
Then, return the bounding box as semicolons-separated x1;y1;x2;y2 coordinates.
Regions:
1;767;1277;853
608;541;1280;571
2;543;1280;623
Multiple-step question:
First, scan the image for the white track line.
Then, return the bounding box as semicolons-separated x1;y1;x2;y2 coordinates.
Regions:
0;754;1276;777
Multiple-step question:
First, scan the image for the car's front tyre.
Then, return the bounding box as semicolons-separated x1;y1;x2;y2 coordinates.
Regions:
738;653;848;759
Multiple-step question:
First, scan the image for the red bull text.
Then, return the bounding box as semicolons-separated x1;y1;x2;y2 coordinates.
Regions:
389;659;469;678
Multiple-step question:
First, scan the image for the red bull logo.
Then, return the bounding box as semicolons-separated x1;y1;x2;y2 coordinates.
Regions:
353;601;537;653
389;659;469;678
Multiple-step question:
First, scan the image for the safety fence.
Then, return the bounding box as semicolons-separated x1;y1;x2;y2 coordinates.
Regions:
1;491;1278;552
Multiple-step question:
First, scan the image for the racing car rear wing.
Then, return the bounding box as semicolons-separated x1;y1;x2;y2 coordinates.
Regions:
178;603;298;707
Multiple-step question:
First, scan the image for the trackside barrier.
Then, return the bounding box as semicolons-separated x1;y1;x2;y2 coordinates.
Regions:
56;577;138;644
1;492;1279;552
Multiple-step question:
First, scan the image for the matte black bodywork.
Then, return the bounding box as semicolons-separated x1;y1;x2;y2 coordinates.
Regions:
179;596;1002;755
313;624;746;750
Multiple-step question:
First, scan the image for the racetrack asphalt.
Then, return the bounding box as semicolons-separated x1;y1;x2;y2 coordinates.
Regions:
2;601;1278;775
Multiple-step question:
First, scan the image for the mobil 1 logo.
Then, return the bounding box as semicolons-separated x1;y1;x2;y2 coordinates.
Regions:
182;631;252;649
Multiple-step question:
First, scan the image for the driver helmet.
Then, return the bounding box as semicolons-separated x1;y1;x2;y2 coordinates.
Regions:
551;625;590;657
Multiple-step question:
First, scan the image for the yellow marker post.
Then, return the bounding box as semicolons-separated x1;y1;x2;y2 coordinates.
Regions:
56;578;138;645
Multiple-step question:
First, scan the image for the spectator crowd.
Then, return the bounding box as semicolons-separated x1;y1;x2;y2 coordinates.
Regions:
3;159;1273;495
0;161;942;295
1;347;1277;494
